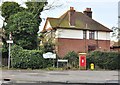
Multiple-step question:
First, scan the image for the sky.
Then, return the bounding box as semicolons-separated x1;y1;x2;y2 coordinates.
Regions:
0;0;119;40
40;0;119;29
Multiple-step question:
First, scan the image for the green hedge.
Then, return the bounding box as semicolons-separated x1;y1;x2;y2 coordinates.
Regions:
11;45;52;69
87;51;120;70
64;51;79;68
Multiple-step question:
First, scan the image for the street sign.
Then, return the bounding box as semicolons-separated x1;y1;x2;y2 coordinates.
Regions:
43;52;56;67
7;40;13;43
7;33;13;69
57;59;68;68
43;52;56;59
57;59;68;62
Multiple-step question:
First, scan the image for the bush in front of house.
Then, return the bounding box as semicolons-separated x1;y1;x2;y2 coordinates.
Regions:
64;51;79;68
87;51;120;70
11;45;53;69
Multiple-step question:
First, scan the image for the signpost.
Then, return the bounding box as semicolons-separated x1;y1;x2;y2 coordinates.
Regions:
57;59;68;68
6;33;13;69
43;52;56;59
43;52;56;67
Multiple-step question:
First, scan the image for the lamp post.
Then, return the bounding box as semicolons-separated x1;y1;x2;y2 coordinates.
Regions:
6;32;13;69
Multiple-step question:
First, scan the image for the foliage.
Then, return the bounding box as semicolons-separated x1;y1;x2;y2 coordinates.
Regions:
1;1;47;50
64;51;79;68
11;45;53;69
1;2;25;22
38;41;55;53
5;11;38;49
87;51;120;70
2;43;8;58
25;2;47;25
112;27;120;41
38;33;55;52
43;41;55;53
45;67;63;71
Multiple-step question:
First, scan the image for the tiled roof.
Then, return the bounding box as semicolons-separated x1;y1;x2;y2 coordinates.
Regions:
42;10;112;32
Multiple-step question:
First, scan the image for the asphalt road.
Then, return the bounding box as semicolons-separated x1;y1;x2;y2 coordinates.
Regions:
1;82;120;85
1;70;120;85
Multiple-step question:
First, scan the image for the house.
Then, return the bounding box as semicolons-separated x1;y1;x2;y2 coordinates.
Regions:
110;41;120;52
41;7;112;58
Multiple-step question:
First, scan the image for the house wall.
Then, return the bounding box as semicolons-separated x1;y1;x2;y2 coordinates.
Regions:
56;38;110;58
45;21;52;30
55;29;110;40
110;47;120;52
98;32;110;40
55;29;83;39
55;29;111;58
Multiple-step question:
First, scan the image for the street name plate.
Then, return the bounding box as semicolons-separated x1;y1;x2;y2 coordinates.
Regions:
7;40;13;43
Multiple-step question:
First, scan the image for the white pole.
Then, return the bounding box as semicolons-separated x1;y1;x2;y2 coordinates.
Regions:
8;33;12;69
8;43;11;69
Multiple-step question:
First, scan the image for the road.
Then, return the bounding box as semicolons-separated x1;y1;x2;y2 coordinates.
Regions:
0;70;119;85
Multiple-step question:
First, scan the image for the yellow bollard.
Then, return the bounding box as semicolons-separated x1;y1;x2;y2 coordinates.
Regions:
90;63;94;70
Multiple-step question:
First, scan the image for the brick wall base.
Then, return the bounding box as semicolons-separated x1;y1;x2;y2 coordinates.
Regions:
55;38;110;58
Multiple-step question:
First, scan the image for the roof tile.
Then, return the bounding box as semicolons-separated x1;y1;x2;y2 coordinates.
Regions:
42;10;112;32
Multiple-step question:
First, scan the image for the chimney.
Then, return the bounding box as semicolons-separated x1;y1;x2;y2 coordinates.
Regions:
69;7;76;26
83;8;92;18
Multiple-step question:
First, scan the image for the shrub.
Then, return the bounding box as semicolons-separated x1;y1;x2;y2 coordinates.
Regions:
87;51;120;70
64;51;79;68
11;45;53;69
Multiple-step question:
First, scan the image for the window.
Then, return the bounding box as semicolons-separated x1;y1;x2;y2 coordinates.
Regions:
89;31;95;39
83;30;87;39
88;45;96;52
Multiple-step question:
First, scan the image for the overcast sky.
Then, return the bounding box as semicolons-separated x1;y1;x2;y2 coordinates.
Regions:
0;0;119;32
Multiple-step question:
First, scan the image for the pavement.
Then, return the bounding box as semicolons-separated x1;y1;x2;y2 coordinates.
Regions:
0;70;120;84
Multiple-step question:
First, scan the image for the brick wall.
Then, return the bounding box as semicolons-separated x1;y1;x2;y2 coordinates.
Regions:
55;38;110;58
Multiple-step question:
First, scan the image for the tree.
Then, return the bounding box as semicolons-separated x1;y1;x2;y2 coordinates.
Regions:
1;2;25;23
1;1;48;50
25;2;48;26
1;2;26;57
6;11;38;49
112;27;120;45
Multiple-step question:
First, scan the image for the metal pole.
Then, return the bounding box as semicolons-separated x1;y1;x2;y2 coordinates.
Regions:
57;60;58;68
53;58;54;67
8;43;11;69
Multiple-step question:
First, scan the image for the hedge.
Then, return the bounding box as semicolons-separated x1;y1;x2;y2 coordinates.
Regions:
64;51;79;68
87;51;120;70
11;45;52;69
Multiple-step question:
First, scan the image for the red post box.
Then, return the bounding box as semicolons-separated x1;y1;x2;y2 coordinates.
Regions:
79;53;86;70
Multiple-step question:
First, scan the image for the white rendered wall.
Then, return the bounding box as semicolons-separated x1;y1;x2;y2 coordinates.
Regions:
45;21;52;30
55;29;83;39
98;32;110;40
87;31;89;39
55;29;110;40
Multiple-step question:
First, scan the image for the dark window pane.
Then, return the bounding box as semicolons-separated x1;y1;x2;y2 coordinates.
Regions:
88;45;96;51
83;30;87;39
89;31;94;39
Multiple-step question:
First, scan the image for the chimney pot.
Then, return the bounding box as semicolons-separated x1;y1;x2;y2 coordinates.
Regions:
70;7;74;10
84;8;92;18
85;8;91;11
69;7;76;26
